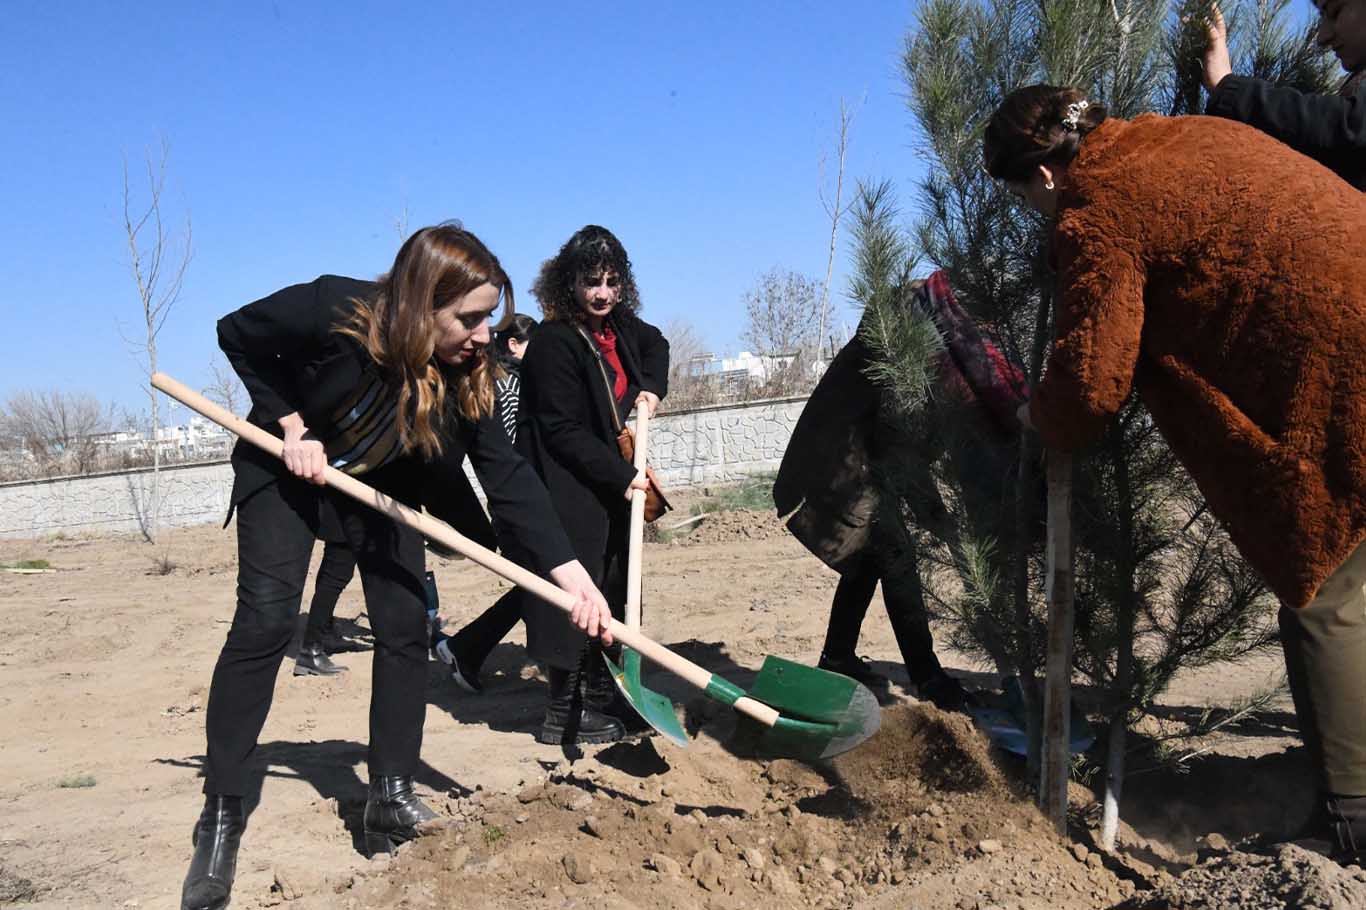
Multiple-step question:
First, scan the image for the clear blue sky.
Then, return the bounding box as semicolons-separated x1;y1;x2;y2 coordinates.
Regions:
0;0;925;416
0;1;1327;418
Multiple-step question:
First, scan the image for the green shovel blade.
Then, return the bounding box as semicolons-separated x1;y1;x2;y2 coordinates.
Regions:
602;649;689;748
746;656;882;761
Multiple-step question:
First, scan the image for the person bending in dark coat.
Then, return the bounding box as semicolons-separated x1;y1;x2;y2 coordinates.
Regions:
1202;0;1365;189
180;225;613;910
517;225;669;745
432;314;539;692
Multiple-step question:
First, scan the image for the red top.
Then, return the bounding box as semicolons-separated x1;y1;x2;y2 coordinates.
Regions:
592;324;629;403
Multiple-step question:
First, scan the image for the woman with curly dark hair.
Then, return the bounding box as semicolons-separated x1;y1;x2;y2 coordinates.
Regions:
517;225;670;745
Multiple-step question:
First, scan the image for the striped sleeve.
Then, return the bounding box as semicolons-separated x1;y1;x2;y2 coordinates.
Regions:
495;373;520;444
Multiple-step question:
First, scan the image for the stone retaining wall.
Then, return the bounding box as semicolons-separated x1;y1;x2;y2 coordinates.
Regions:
0;396;807;539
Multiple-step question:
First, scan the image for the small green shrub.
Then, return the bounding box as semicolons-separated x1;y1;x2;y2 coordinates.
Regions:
1;559;51;570
482;824;505;846
57;774;96;789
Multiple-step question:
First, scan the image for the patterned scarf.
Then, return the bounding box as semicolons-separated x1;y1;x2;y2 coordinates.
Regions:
910;270;1029;437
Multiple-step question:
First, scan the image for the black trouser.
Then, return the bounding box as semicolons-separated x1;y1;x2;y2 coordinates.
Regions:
821;546;943;686
449;588;523;673
1279;542;1366;797
524;517;628;672
203;473;427;796
303;541;358;645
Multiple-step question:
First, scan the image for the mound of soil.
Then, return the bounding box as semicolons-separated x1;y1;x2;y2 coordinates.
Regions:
314;705;1133;910
1121;844;1366;909
670;509;789;546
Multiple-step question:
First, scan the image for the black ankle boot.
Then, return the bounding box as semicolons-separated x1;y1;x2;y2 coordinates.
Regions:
539;665;625;745
181;795;243;910
362;776;439;857
293;642;347;677
585;646;649;734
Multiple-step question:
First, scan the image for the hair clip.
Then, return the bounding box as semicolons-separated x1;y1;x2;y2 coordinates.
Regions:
1062;99;1090;130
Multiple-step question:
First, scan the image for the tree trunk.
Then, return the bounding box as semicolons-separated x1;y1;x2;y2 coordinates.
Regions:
1101;421;1139;851
1040;450;1075;833
1100;710;1127;851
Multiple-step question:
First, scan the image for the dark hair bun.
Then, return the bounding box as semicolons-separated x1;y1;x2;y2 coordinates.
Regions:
984;84;1109;182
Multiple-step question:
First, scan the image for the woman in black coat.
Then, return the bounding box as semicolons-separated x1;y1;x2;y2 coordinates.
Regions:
1201;1;1364;189
181;225;613;910
517;225;669;745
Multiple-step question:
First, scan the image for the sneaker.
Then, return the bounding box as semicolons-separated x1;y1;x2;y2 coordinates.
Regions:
434;638;483;694
817;651;889;688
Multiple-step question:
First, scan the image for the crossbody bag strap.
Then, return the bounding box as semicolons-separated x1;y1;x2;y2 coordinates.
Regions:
573;324;625;434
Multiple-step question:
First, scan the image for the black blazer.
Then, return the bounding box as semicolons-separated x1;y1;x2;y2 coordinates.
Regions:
516;309;668;568
1207;74;1366;190
217;274;574;573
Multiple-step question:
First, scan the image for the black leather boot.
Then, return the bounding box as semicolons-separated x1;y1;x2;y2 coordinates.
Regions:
181;795;243;910
362;776;439;857
585;645;649;734
538;665;625;745
293;642;347;677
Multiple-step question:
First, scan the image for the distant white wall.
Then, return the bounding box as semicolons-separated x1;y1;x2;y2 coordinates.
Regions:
0;396;808;539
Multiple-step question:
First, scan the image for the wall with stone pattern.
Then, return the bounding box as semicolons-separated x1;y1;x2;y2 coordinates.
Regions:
0;397;808;539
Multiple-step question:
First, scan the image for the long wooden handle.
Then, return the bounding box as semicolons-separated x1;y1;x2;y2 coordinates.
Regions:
625;409;650;630
151;372;779;727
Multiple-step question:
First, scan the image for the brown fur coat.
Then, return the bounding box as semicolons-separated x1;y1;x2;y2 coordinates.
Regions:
1031;114;1366;609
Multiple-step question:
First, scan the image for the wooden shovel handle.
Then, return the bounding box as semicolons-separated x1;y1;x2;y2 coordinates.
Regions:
150;373;779;727
625;408;649;629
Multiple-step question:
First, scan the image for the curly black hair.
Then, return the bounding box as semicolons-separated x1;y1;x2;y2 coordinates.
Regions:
531;225;642;324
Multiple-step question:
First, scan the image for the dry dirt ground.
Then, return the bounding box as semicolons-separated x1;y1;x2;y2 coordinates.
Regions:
2;497;1363;910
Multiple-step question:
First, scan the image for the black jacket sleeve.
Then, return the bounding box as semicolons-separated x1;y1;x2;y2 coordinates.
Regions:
465;411;575;574
1206;75;1366;186
630;314;670;399
524;327;639;499
217;276;344;425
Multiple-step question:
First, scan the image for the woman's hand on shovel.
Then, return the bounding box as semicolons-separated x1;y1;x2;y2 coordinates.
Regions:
549;560;614;646
280;412;327;485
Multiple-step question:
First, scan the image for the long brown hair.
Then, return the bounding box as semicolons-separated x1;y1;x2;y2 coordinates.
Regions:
338;223;513;459
983;85;1109;182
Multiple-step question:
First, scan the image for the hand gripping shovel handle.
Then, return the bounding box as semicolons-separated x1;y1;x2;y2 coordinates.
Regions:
151;373;781;728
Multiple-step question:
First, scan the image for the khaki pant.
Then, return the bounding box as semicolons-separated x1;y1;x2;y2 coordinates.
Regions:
1281;542;1366;796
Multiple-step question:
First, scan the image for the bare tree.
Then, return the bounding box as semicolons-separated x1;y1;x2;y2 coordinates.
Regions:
659;318;713;411
204;354;246;416
741;268;822;394
0;389;112;476
816;96;859;368
122;138;193;543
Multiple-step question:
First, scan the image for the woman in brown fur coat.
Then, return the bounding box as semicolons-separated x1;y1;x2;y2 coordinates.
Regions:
984;84;1366;862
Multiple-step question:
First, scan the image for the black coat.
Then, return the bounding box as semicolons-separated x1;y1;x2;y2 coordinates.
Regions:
1206;74;1366;190
217;274;574;574
516;309;669;571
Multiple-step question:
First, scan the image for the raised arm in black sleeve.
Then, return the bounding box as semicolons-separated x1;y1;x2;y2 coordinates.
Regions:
1206;75;1366;189
523;327;639;499
465;411;576;574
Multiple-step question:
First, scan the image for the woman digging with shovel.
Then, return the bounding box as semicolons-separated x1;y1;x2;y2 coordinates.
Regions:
517;224;671;746
181;224;615;910
984;84;1366;863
